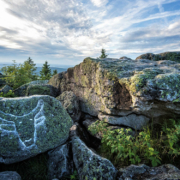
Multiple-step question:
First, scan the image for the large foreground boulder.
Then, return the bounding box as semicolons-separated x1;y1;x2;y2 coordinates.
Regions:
0;95;73;164
49;57;180;129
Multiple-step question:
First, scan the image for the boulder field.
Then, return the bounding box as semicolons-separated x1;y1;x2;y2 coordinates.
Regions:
1;53;180;179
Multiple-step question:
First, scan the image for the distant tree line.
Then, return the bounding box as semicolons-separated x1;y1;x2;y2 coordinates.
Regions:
0;57;58;89
0;49;108;89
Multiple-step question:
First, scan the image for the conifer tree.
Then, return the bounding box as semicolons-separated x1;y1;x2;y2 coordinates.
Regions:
40;61;52;80
52;69;58;76
24;57;37;80
99;48;108;58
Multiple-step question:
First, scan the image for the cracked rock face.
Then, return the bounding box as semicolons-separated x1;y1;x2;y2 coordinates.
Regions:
0;95;73;164
49;57;180;128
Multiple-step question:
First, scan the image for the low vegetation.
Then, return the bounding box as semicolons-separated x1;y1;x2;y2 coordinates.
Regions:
88;117;180;169
0;57;58;89
0;90;16;97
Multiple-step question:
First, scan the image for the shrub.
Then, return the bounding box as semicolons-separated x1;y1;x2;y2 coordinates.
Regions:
1;59;38;89
0;90;16;97
88;118;180;167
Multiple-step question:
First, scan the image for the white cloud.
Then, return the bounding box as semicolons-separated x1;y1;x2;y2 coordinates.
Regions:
90;0;108;7
0;0;180;64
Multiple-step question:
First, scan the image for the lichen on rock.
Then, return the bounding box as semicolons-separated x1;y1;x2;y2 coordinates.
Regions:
0;95;73;164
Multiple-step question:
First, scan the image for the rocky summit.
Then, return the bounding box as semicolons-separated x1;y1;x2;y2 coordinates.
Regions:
2;54;180;180
49;57;180;130
0;95;73;164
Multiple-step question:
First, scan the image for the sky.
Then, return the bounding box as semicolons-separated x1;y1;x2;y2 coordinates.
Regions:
0;0;180;67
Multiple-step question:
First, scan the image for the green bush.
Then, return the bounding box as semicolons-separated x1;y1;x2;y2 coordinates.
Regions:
0;90;16;97
1;59;38;89
88;118;180;168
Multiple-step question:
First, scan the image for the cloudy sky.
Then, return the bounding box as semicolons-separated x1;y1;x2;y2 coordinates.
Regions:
0;0;180;66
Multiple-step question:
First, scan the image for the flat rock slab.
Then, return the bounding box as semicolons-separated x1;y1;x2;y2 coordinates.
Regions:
98;113;150;130
0;95;73;164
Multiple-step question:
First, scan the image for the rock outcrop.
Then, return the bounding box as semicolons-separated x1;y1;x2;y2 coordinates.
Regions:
49;57;180;130
0;95;73;164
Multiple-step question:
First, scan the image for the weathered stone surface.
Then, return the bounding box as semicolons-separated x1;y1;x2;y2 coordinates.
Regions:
49;57;180;127
26;84;58;97
0;85;13;94
47;142;74;180
0;95;73;164
14;80;49;97
117;164;180;180
136;51;180;62
56;91;81;122
83;118;136;139
71;136;117;180
0;171;21;180
98;113;150;130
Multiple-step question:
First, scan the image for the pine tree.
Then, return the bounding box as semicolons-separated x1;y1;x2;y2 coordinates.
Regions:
40;61;52;80
99;48;108;58
52;69;58;76
24;57;37;80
